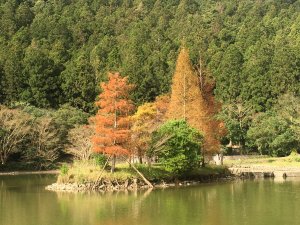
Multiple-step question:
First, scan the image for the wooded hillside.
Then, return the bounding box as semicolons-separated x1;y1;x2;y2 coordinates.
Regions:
0;0;299;112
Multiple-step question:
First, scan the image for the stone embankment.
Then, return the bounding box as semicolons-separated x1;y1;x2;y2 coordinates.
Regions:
229;165;300;178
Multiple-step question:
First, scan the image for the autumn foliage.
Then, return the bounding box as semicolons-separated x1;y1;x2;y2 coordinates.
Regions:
131;94;170;163
167;47;225;155
92;73;134;158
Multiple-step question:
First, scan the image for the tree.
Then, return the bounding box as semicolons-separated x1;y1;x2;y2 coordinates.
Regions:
92;72;134;172
214;45;244;103
167;47;223;159
152;120;203;175
247;93;300;156
0;105;31;165
52;104;90;145
247;112;298;157
275;93;300;138
61;52;97;112
218;100;254;153
23;43;62;108
130;94;170;164
131;102;157;163
66;125;94;161
24;117;60;169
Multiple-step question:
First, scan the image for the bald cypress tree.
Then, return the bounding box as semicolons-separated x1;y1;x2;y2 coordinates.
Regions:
167;47;223;158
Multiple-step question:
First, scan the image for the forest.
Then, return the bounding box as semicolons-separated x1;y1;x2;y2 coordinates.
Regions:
0;0;300;170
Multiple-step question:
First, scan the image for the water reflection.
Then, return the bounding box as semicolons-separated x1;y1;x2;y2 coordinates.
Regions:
1;175;300;225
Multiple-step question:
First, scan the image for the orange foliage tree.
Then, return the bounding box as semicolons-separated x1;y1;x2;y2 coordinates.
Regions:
167;47;225;162
92;72;134;172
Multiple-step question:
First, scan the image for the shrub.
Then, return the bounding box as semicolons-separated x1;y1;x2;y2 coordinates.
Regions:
93;154;108;167
60;164;69;175
151;120;203;175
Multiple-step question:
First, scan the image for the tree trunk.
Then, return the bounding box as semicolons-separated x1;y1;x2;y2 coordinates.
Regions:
147;156;152;167
0;153;6;165
139;156;143;164
127;159;153;188
201;153;205;168
111;154;116;173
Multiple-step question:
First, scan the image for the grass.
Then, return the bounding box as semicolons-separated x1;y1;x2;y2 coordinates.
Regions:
224;154;300;167
57;160;227;184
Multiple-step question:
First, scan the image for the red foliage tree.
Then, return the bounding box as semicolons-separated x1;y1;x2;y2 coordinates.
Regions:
92;72;134;172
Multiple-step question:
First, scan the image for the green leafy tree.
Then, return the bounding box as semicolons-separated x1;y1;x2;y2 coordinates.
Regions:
247;112;298;156
152;120;203;175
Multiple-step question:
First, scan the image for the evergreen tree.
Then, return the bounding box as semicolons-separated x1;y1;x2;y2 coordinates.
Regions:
23;43;61;108
61;52;97;112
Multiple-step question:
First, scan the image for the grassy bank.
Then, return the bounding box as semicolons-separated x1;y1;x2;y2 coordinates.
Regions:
57;161;228;184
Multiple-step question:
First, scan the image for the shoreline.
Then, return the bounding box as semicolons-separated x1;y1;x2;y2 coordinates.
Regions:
0;170;59;176
45;174;234;192
228;165;300;178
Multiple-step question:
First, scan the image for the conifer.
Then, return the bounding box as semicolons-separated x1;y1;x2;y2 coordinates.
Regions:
167;47;224;158
92;72;134;172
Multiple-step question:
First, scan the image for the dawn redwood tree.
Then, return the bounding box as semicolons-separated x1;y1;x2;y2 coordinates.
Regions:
92;73;134;172
167;47;224;162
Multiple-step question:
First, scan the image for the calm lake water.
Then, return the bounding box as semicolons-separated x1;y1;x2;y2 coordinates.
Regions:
0;175;300;225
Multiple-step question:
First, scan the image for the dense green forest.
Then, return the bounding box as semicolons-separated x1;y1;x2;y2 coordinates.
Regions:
0;0;300;169
1;0;299;110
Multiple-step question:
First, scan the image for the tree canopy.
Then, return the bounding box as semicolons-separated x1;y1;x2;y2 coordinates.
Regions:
0;0;299;113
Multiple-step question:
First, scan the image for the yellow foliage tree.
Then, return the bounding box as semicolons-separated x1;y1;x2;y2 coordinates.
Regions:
131;94;170;163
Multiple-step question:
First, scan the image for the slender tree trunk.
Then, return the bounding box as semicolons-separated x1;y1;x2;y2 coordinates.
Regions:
147;156;152;167
122;156;153;188
201;149;206;168
138;149;143;164
0;152;6;165
111;154;116;173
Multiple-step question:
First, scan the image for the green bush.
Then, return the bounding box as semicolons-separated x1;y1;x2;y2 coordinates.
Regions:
152;120;203;175
60;164;69;175
93;154;107;167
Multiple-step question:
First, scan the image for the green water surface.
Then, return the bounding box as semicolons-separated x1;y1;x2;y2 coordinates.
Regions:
0;175;299;225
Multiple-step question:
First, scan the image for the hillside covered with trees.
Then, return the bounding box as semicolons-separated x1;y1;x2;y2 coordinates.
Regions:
0;0;300;169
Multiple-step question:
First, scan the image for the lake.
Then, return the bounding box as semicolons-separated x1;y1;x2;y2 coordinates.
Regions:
0;174;299;225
